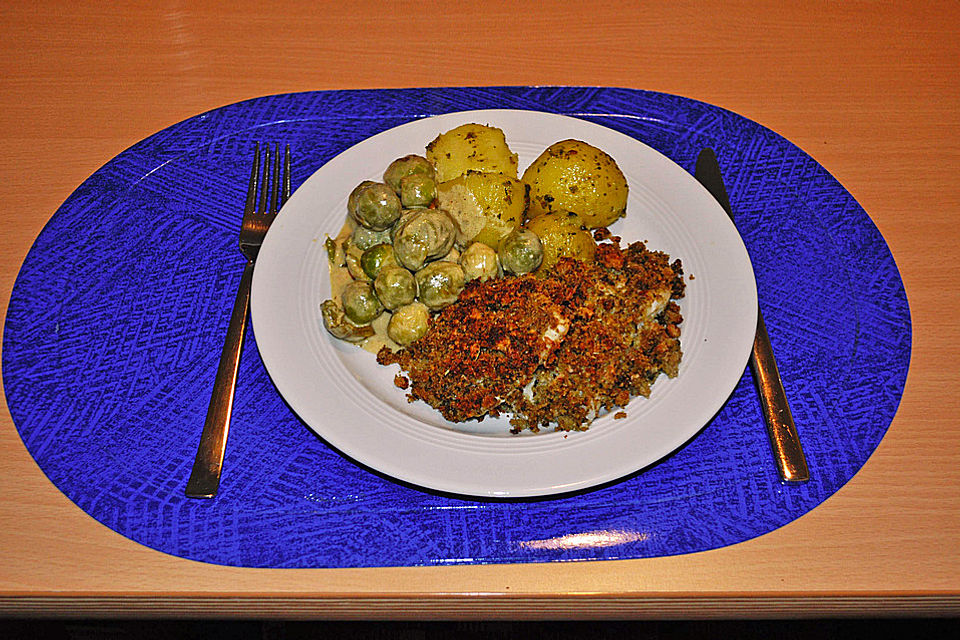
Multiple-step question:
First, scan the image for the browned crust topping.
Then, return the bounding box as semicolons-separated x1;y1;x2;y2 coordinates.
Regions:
377;239;685;432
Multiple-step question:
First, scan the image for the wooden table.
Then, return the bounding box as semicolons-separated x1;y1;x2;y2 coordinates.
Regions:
2;0;958;619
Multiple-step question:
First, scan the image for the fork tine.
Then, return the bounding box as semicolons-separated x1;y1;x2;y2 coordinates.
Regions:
282;144;291;205
270;143;281;213
243;142;261;215
258;144;272;214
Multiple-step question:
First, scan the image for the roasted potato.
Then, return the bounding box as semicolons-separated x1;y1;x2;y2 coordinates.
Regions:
436;170;528;247
426;123;519;182
522;139;628;228
525;210;597;270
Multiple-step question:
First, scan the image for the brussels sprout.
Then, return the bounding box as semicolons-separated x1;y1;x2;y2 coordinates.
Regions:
439;246;461;263
350;224;393;251
341;281;383;324
400;174;437;208
348;182;402;231
415;261;466;310
387;301;430;347
383;155;435;194
360;243;399;280
321;299;375;343
497;228;543;275
374;265;417;310
347;180;377;213
391;208;457;271
459;242;500;282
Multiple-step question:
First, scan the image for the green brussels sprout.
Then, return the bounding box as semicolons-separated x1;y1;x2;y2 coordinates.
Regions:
383;155;435;195
439;245;461;263
347;180;377;214
341;281;383;324
320;299;375;343
387;301;430;347
374;265;417;310
391;209;457;271
400;174;437;208
497;228;543;275
459;241;500;282
348;182;402;231
350;224;393;251
360;243;399;280
415;261;466;310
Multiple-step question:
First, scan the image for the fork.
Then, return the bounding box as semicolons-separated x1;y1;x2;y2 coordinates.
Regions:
186;143;291;498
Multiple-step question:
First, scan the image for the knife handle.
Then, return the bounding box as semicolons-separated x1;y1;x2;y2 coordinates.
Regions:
750;310;810;482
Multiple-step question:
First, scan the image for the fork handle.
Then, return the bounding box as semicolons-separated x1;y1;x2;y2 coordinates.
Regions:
185;259;254;498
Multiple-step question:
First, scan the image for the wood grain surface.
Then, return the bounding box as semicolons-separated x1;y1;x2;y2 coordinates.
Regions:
1;0;958;619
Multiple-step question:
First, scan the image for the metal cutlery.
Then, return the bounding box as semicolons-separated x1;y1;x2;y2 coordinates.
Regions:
186;143;291;498
695;148;810;483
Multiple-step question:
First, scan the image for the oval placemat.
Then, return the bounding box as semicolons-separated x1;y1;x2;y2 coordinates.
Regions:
2;87;911;568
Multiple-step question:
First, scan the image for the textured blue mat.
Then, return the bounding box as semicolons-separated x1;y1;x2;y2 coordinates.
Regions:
3;87;910;568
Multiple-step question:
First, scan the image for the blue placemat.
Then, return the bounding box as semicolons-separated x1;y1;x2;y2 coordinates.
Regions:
2;87;910;568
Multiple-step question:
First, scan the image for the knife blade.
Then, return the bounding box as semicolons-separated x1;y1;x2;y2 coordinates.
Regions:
695;148;810;483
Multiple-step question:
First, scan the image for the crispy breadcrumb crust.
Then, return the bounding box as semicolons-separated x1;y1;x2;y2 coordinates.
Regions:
377;239;684;432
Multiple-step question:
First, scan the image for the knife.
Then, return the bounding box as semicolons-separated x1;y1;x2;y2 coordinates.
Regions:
695;148;810;483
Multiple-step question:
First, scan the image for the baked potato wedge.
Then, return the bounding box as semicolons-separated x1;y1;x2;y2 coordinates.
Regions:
525;210;597;270
436;170;529;248
522;139;628;228
426;123;519;182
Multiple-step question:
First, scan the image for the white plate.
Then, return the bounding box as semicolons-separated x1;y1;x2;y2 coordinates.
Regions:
251;110;757;498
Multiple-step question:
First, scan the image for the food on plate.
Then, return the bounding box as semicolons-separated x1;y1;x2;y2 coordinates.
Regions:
436;170;528;247
391;208;458;271
378;239;685;432
497;228;543;275
373;265;417;310
383;154;435;194
522;139;628;228
341;280;384;324
459;241;501;282
426;123;519;182
347;182;402;230
320;299;375;343
387;301;430;347
415;261;466;310
360;243;399;280
399;173;437;208
525;210;597;270
321;120;682;432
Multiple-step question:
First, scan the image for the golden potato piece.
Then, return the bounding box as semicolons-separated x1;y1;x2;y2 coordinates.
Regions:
426;123;519;182
522;139;628;228
525;210;597;270
436;170;528;247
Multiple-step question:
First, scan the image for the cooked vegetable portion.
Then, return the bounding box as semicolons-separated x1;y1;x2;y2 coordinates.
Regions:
383;155;435;194
348;182;402;230
415;261;466;310
497;228;543;275
374;265;417;310
426;123;519;182
525;210;597;270
321;300;375;343
436;170;528;247
459;241;500;282
391;208;457;272
400;173;437;208
387;301;430;346
522;139;628;228
341;281;384;324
